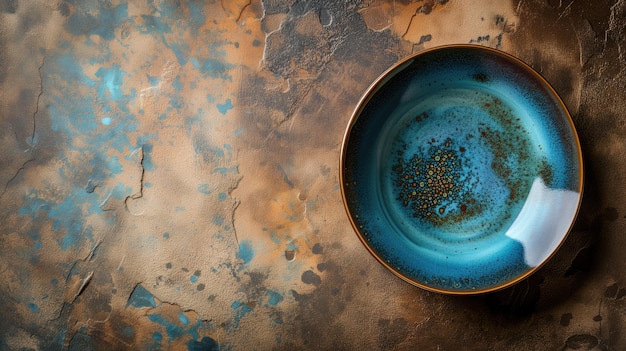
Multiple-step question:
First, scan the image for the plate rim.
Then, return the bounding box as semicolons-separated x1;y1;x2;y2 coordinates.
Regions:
339;43;585;295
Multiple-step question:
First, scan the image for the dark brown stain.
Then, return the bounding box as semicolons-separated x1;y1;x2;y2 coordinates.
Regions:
560;312;573;326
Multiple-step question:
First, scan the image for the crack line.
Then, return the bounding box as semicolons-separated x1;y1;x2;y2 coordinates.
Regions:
0;57;45;200
0;159;35;199
31;56;45;150
236;0;252;22
124;145;146;212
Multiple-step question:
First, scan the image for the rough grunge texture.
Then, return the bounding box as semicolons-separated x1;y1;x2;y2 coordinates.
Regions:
0;0;625;350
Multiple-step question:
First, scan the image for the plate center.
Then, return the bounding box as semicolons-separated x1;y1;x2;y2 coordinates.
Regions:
380;88;541;247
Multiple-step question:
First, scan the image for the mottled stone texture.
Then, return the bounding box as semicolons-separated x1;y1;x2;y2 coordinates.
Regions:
0;0;624;350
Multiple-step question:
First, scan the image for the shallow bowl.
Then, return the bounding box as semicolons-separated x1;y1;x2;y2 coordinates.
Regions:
340;45;583;294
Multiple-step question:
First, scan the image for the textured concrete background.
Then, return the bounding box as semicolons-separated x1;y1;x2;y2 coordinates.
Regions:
0;0;625;350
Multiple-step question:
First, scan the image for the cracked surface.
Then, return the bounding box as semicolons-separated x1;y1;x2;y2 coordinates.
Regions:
1;0;625;350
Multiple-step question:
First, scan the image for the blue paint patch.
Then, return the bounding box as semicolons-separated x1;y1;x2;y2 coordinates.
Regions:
269;311;283;324
195;58;234;81
106;156;123;174
127;284;157;308
147;313;204;342
148;75;160;86
65;2;128;41
158;113;167;120
168;42;191;66
19;187;105;251
190;57;200;69
269;231;281;245
172;75;183;92
163;232;170;239
187;336;219;351
137;14;172;35
216;99;233;115
141;143;155;171
28;303;40;313
218;192;227;202
206;94;216;103
190;274;198;283
153;332;163;341
145;182;153;188
286;241;299;251
231;300;254;328
192;135;229;164
212;167;238;175
212;216;224;226
186;2;206;30
179;313;190;326
101;117;112;125
198;184;212;195
122;326;135;338
266;290;283;306
236;241;254;264
96;65;125;101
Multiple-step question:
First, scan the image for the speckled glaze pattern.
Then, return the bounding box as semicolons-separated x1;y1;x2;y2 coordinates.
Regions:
341;45;583;294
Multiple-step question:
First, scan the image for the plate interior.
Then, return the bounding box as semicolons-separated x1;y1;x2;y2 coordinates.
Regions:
342;46;582;293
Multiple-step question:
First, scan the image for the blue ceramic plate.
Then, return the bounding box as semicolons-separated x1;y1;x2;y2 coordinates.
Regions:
340;45;583;294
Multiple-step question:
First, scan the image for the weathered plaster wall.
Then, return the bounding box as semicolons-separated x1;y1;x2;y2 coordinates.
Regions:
0;0;625;350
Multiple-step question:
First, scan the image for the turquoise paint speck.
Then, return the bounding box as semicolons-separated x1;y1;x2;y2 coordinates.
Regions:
190;57;200;68
212;166;238;175
163;232;170;239
236;241;254;264
190;274;198;283
234;129;244;136
28;303;39;313
108;156;123;174
266;290;283;306
122;326;135;338
158;113;167;120
269;231;281;245
179;313;190;326
218;192;227;201
148;75;160;86
172;75;183;92
153;332;163;341
286;241;299;251
198;184;212;195
51;278;58;285
145;182;152;188
231;300;254;328
101;117;112;125
216;99;233;115
212;216;224;226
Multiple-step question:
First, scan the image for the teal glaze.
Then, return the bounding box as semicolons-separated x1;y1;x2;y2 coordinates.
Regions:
126;284;157;309
341;45;582;293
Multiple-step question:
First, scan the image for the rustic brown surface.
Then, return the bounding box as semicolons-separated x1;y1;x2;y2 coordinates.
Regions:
0;0;624;350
